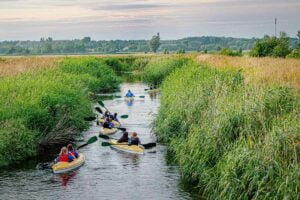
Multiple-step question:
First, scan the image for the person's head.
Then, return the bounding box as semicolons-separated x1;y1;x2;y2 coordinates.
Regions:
132;132;137;138
123;131;128;137
67;144;74;151
60;147;68;155
109;118;112;122
106;117;110;122
128;90;131;92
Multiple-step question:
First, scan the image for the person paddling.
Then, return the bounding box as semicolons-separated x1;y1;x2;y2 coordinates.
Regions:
112;113;119;122
55;147;74;163
128;132;141;145
67;144;79;159
103;118;114;129
118;131;129;143
125;90;135;97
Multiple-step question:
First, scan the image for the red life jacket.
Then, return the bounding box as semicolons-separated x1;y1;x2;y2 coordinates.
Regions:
58;154;69;162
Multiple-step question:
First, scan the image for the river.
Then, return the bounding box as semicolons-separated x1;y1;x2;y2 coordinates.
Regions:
0;83;200;200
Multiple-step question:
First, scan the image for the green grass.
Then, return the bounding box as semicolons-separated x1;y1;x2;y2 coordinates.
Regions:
152;58;300;199
142;56;189;87
0;57;120;167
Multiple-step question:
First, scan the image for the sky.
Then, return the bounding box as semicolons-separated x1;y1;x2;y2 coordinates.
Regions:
0;0;299;40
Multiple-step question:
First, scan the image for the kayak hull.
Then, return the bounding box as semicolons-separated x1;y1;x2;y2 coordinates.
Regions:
109;139;144;155
125;97;134;101
98;118;120;128
100;127;118;135
52;153;85;174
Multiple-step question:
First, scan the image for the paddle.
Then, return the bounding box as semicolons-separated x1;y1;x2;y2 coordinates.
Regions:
101;141;156;149
36;136;98;170
144;89;149;91
116;96;145;98
84;116;96;121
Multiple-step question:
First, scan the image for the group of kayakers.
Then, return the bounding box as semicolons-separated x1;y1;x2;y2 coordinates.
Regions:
55;144;79;163
54;89;141;164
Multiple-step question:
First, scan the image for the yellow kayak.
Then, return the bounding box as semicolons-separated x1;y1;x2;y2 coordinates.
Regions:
52;153;85;174
98;118;120;128
125;97;134;101
100;127;118;135
109;139;144;155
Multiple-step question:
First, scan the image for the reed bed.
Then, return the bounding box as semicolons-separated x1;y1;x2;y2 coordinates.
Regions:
0;57;61;77
151;58;299;199
197;54;300;93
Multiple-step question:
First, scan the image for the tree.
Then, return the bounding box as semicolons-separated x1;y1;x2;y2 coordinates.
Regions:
297;30;300;39
149;32;161;53
82;37;91;43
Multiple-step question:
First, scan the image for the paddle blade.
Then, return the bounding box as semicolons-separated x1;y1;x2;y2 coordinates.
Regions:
98;100;105;107
101;142;112;147
142;143;156;149
120;115;128;119
95;107;103;114
139;96;145;98
115;96;122;98
144;89;149;91
87;136;98;144
99;134;110;140
84;116;96;121
117;127;126;131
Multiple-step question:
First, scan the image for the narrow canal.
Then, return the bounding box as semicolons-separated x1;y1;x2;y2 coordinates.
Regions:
0;83;200;200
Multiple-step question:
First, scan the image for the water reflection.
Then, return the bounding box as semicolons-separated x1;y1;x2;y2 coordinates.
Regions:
58;171;77;187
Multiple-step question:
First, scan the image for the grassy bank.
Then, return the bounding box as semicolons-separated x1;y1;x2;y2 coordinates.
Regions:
150;57;299;199
0;57;120;167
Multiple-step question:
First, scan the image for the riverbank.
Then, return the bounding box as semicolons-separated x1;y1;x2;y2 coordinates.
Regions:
145;56;299;199
0;57;122;167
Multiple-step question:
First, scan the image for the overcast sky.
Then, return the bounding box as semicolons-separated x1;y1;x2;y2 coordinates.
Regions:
0;0;299;40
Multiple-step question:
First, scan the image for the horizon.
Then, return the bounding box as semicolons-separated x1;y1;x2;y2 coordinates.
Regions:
0;0;300;40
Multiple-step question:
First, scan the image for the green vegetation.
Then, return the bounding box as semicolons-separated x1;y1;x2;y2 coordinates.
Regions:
150;58;299;199
142;56;189;87
0;36;260;55
149;33;161;53
0;57;120;167
219;47;242;56
250;31;300;58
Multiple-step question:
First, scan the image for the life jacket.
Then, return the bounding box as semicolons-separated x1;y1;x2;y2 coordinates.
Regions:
58;154;69;162
129;137;140;145
69;150;79;158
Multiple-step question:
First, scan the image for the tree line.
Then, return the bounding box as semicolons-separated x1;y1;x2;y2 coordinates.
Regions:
0;33;299;56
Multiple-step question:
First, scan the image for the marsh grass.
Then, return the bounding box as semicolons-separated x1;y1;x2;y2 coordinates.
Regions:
0;57;120;167
197;54;300;93
153;59;299;199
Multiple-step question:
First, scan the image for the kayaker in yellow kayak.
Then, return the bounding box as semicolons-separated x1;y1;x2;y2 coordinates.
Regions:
128;132;141;145
55;147;74;163
118;131;129;143
67;144;79;159
103;118;114;129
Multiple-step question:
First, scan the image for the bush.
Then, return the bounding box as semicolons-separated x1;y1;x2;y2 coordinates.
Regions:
250;33;290;58
219;48;242;56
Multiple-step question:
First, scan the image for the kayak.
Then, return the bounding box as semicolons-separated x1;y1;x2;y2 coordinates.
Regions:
100;127;118;135
109;139;145;155
98;118;120;127
125;97;134;101
52;153;85;174
147;89;159;94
